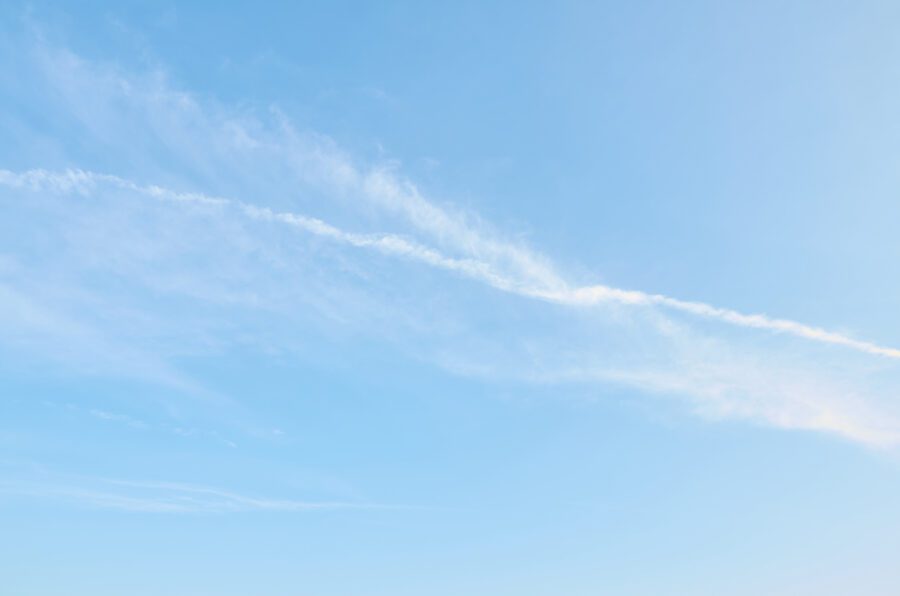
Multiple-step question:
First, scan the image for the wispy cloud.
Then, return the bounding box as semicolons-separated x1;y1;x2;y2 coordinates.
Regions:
5;167;898;362
5;166;900;447
0;476;385;513
2;40;900;448
88;408;150;430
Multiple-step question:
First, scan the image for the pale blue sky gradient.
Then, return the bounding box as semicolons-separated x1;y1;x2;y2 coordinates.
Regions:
3;2;900;595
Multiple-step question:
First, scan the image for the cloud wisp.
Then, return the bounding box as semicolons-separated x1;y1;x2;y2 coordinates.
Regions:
2;41;900;449
0;477;386;514
4;167;899;363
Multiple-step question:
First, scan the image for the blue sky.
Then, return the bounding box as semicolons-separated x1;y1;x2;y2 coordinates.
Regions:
3;2;900;594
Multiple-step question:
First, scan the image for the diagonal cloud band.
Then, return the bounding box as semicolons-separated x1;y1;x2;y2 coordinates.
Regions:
3;166;899;362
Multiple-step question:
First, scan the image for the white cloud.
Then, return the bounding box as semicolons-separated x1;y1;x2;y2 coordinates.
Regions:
6;167;899;362
0;477;383;513
2;41;900;448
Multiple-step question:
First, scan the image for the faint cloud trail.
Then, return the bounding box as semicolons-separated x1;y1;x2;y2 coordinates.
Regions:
0;477;388;514
557;286;900;360
3;166;899;362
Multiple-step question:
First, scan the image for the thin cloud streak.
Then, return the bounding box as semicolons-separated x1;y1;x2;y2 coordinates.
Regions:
3;45;899;447
558;287;900;360
4;167;899;363
0;477;388;514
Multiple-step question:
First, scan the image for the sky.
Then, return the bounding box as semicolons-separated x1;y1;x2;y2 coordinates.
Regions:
3;2;900;594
